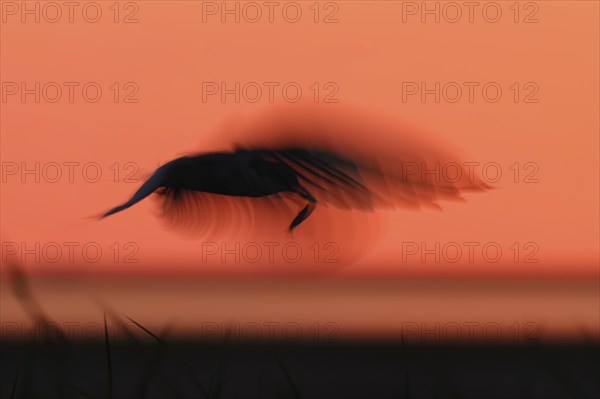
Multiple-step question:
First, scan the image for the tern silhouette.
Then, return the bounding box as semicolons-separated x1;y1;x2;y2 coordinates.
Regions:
100;107;490;235
101;148;371;231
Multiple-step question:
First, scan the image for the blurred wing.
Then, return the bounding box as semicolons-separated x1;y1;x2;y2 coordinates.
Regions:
236;146;489;213
217;104;490;213
237;148;376;211
355;155;489;211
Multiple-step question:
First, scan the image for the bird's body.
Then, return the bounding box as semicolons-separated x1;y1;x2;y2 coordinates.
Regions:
162;152;300;197
101;148;354;231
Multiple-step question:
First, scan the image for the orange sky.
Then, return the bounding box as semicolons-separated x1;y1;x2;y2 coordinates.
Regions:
1;1;598;278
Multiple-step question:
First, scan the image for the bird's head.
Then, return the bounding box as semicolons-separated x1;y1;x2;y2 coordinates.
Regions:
100;162;173;218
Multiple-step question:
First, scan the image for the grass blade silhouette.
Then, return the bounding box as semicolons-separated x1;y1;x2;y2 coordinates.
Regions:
272;353;301;399
103;312;113;399
124;315;213;399
9;362;20;399
401;333;411;399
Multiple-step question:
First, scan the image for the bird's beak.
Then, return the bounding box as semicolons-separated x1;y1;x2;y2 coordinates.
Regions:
100;167;167;218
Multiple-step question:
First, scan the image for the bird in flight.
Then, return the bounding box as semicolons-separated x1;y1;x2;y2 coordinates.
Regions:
100;106;490;235
101;148;374;231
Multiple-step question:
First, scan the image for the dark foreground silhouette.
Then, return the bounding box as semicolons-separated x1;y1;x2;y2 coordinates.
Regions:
3;340;598;399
